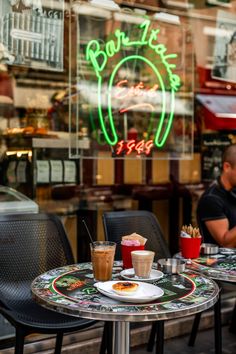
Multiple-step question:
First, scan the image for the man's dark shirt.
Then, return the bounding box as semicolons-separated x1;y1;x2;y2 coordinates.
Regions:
197;181;236;244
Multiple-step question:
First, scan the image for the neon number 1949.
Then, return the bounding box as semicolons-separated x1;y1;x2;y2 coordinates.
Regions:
116;140;154;156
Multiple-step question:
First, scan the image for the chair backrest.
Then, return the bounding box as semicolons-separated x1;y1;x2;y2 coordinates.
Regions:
102;210;171;261
0;213;74;308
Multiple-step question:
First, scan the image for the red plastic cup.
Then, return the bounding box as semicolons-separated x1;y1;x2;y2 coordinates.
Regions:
180;237;202;259
121;244;145;269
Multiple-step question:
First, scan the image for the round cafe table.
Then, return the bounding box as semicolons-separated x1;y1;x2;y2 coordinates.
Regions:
185;248;236;282
179;247;236;352
31;261;219;354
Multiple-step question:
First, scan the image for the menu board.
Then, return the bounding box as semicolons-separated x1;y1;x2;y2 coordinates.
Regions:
201;133;231;182
16;160;27;183
50;160;63;183
0;0;64;71
36;160;50;183
63;160;76;183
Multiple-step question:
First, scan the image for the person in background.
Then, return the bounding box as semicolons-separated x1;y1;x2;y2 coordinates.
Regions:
197;144;236;247
197;143;236;334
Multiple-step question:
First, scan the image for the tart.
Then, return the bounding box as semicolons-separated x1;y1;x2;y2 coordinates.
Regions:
112;281;139;295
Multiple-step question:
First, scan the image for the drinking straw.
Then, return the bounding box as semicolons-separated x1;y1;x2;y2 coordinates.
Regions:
82;219;94;244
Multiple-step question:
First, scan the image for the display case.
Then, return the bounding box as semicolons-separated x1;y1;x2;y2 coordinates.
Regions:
2;136;89;199
0;185;38;213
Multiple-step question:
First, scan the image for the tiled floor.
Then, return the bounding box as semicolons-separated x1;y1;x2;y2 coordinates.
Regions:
131;325;236;354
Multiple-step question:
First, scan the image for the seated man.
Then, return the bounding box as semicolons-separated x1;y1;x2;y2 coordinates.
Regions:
197;144;236;247
197;143;236;333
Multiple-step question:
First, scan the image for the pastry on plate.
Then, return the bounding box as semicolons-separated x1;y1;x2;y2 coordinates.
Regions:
112;281;139;295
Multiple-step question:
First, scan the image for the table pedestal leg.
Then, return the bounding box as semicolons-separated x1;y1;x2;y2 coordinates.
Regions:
113;321;130;354
214;293;222;354
156;320;164;354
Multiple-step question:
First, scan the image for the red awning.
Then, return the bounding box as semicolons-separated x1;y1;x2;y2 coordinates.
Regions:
196;94;236;130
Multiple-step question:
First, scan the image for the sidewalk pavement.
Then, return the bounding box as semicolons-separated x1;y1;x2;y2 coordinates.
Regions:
131;325;236;354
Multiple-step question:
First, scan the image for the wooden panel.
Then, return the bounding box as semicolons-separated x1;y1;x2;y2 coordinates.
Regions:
96;152;114;185
152;200;169;246
152;153;170;184
97;208;105;241
179;153;201;183
96;205;113;241
61;215;77;261
124;156;143;184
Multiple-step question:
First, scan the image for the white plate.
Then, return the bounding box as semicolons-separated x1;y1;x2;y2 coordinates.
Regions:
120;268;164;282
95;281;164;303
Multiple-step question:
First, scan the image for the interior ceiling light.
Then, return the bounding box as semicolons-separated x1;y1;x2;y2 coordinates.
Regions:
162;0;194;9
153;12;180;25
73;3;111;18
89;0;120;11
206;0;232;8
114;7;147;24
114;11;145;24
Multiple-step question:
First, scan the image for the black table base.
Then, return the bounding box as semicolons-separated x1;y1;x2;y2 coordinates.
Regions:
188;291;222;354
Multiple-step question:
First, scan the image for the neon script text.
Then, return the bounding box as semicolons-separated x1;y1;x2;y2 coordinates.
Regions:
86;20;180;92
114;80;159;100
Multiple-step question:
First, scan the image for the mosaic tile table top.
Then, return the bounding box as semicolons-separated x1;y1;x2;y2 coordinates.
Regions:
32;262;219;322
185;248;236;282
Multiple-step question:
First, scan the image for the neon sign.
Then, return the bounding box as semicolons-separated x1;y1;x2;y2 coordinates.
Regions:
116;140;154;156
86;19;181;149
115;80;158;114
115;80;159;100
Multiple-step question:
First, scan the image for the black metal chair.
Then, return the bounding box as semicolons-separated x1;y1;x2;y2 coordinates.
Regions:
100;210;171;354
0;213;97;354
229;302;236;334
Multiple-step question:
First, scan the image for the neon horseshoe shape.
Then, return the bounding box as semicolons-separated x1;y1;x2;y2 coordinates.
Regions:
106;55;175;147
85;19;179;148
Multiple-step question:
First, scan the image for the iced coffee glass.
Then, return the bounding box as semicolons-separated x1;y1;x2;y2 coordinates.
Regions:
90;241;116;281
131;250;155;278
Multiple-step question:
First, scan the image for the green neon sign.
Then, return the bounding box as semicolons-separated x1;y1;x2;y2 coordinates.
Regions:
86;19;181;147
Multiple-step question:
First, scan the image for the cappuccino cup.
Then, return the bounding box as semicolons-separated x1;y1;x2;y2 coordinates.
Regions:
131;250;155;278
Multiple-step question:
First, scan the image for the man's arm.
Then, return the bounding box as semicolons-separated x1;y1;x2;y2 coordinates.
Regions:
205;218;236;247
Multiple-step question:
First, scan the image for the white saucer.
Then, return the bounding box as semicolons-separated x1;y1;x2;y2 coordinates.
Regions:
95;281;164;303
120;268;164;282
